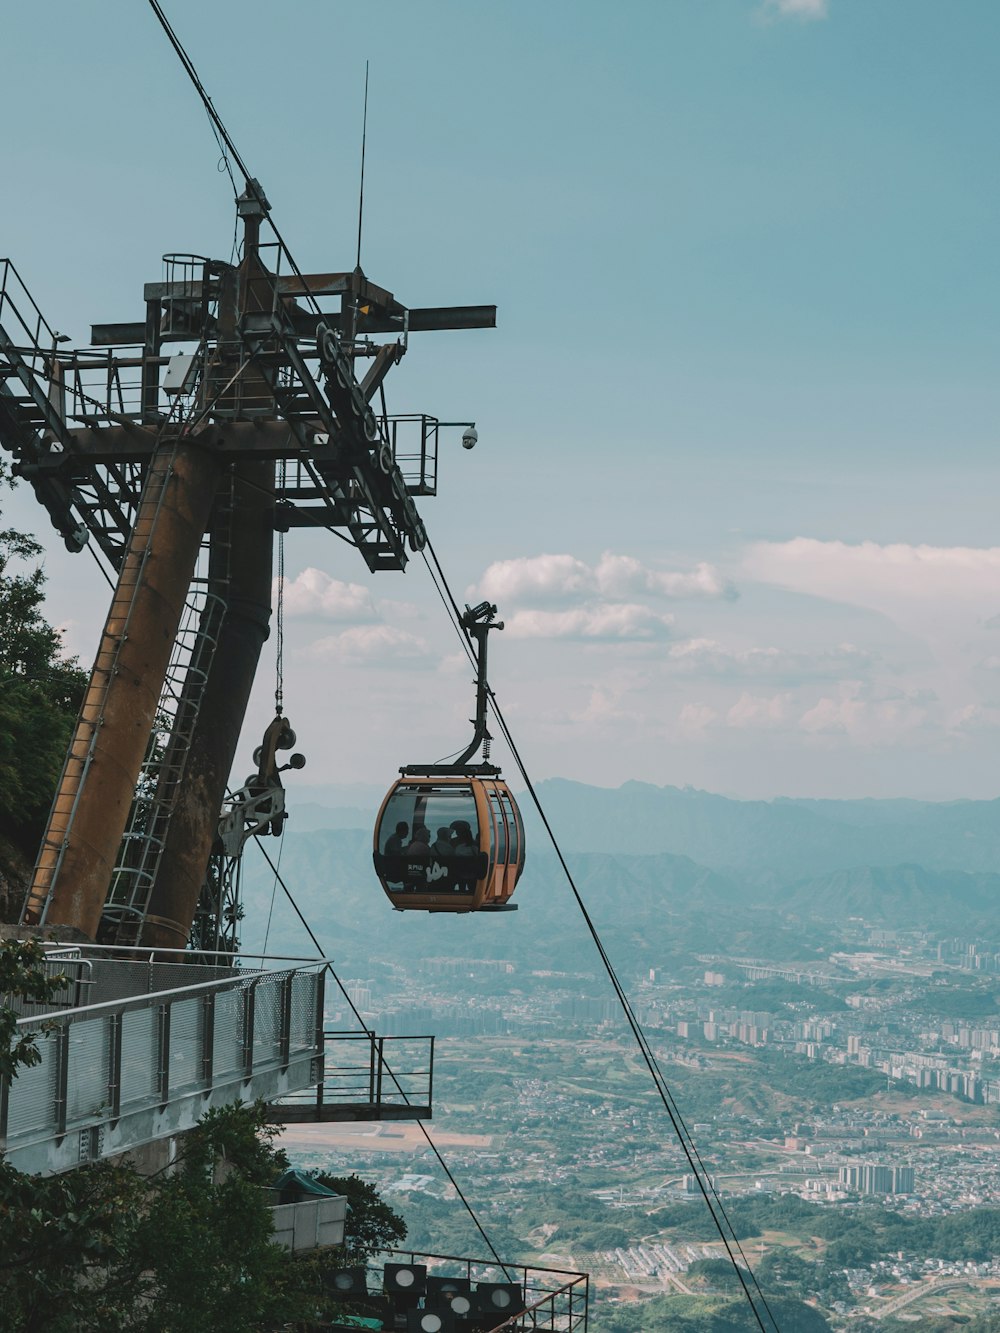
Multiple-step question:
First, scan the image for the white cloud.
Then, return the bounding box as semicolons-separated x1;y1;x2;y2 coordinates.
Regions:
950;703;1000;735
678;702;720;735
726;691;793;730
571;686;644;726
760;0;828;19
662;636;875;679
439;652;472;675
474;551;735;608
595;554;737;602
280;568;377;622
476;554;594;606
799;686;931;743
506;604;674;641
379;598;425;621
798;694;864;736
304;624;431;666
744;539;1000;611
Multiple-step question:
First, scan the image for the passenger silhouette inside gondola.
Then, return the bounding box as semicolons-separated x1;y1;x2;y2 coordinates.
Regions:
450;820;477;892
381;820;409;888
384;821;409;856
405;825;432;889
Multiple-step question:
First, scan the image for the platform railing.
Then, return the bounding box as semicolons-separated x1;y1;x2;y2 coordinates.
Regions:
0;257;58;369
379;1251;589;1332
0;955;325;1173
274;1030;434;1122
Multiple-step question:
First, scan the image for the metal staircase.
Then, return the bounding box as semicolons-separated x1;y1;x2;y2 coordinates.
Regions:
0;262;71;445
0;258;136;562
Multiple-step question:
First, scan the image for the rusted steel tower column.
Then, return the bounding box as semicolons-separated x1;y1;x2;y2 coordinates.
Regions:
139;460;274;949
140;191;277;950
22;439;221;937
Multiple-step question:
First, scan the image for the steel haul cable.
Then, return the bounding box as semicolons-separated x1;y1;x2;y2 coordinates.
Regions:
144;5;773;1318
252;836;515;1279
420;537;780;1333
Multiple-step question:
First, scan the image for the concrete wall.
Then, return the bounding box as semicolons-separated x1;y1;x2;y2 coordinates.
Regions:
270;1195;347;1253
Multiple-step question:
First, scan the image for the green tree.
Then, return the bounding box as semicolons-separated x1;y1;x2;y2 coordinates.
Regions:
688;1258;750;1293
313;1171;407;1260
0;1099;336;1333
0;464;86;859
130;1102;302;1333
0;936;66;1082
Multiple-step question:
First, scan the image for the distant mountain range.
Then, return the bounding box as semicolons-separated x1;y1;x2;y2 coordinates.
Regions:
242;799;1000;975
520;780;1000;881
293;777;1000;879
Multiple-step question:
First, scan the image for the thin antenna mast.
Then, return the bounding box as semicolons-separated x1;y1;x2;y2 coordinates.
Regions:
356;61;370;271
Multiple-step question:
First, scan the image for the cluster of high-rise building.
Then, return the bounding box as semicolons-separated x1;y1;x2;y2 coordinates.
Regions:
938;1022;1000;1053
837;1164;915;1195
936;939;1000;973
419;957;516;977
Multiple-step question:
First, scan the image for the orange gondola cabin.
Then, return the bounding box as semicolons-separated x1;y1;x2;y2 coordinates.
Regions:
373;602;525;912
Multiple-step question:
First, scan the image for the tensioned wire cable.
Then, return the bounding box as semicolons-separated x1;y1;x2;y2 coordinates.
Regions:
148;0;331;327
252;835;515;1279
143;5;772;1314
420;538;780;1333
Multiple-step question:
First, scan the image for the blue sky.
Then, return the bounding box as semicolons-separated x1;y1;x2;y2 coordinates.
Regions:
4;0;1000;800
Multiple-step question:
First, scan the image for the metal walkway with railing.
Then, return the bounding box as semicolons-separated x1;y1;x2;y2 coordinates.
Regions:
1;947;435;1174
273;1029;434;1123
355;1251;589;1333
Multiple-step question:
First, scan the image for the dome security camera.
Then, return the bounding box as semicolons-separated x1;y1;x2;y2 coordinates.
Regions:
461;425;478;450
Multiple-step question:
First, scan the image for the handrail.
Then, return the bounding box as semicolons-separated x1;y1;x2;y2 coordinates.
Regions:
28;940;333;966
379;1249;589;1331
2;960;327;1172
277;1030;434;1115
16;960;328;1029
489;1277;590;1330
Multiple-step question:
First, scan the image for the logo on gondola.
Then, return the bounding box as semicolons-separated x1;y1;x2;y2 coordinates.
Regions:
428;861;448;883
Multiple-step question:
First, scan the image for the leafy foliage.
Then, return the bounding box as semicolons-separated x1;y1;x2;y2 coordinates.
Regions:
129;1102;299;1333
0;1096;415;1332
674;1193;1000;1268
0;463;86;856
313;1171;407;1260
0;937;66;1083
601;1291;832;1333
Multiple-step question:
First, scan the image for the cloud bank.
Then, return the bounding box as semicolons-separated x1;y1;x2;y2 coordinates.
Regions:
744;539;1000;610
507;604;674;641
760;0;828;20
470;550;735;642
662;636;875;679
305;624;431;667
280;568;377;622
476;552;736;607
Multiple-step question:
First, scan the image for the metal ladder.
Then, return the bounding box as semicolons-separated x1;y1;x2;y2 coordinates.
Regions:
105;467;236;946
103;582;227;944
22;444;182;925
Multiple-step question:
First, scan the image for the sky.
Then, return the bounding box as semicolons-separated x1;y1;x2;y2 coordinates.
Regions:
4;0;1000;802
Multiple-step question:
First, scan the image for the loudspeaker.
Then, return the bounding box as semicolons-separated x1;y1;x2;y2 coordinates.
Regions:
385;1262;428;1310
385;1263;428;1294
427;1275;473;1305
474;1282;524;1317
324;1266;368;1298
407;1308;457;1332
